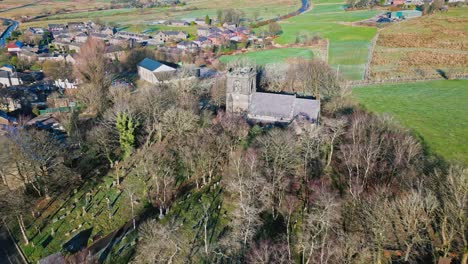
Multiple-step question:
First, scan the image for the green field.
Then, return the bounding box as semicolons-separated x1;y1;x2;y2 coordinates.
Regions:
219;47;314;65
272;2;379;80
353;80;468;164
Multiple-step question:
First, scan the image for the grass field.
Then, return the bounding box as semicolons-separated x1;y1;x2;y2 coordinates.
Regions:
261;1;379;80
219;47;315;65
353;80;468;164
2;0;300;32
371;7;468;79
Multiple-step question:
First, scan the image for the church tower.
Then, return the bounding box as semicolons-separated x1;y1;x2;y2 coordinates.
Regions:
226;67;256;113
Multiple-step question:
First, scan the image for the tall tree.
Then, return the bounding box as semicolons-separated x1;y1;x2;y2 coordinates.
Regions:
74;37;112;115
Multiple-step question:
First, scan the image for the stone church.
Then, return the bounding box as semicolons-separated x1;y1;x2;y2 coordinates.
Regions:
226;67;320;124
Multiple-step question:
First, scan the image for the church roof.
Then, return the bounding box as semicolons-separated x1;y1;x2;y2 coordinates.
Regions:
249;92;295;120
248;92;320;122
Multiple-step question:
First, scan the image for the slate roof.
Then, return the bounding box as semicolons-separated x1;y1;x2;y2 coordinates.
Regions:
249;92;295;120
293;98;320;121
248;92;320;122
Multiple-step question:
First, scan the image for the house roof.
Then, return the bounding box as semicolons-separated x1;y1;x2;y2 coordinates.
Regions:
138;58;176;72
6;41;23;49
177;41;195;46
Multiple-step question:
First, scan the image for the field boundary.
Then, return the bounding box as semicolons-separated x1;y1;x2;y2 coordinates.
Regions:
364;29;379;80
347;74;468;87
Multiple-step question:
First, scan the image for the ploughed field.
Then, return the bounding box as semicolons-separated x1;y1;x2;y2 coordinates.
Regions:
370;7;468;80
353;80;468;164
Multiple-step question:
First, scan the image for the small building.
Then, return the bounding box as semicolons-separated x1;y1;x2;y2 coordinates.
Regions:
89;33;111;41
67;22;86;31
48;24;67;32
18;50;38;62
109;36;128;47
153;31;188;43
137;58;177;84
223;22;238;30
0;70;24;87
74;32;88;43
195;18;210;26
176;41;198;51
27;27;45;36
37;53;75;64
54;42;82;53
54;79;78;89
100;27;116;36
165;20;189;26
193;36;213;48
6;41;24;52
54;33;72;43
389;10;422;19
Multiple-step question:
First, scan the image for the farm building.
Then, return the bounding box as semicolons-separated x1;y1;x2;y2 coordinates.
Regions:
137;58;177;84
389;10;422;19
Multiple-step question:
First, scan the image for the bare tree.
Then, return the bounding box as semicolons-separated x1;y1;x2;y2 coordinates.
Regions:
338;112;421;199
297;188;338;264
431;166;467;260
245;240;289;264
223;150;265;254
74;37;112;115
256;129;299;218
135;220;187;264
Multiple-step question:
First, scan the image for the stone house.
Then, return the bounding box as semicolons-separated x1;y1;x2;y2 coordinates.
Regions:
153;31;188;43
74;32;88;43
193;37;213;48
18;50;38;62
67;22;86;31
176;41;198;51
48;24;66;32
165;20;189;26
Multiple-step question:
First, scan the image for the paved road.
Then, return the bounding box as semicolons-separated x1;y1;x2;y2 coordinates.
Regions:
0;225;25;264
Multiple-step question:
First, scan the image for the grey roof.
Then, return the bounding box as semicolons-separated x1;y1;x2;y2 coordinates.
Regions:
249;92;296;120
249;92;320;122
293;98;320;121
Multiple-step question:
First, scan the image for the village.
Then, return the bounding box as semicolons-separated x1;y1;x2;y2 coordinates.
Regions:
0;0;466;262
